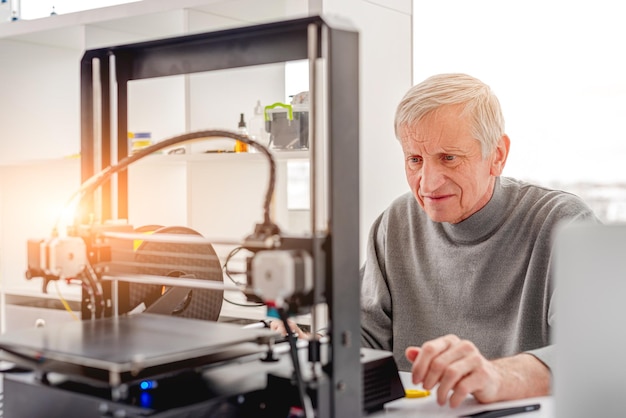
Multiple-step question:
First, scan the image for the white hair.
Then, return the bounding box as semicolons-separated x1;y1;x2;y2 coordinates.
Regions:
394;73;505;157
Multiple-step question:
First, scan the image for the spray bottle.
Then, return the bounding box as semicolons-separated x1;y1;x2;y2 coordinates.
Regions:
249;100;269;148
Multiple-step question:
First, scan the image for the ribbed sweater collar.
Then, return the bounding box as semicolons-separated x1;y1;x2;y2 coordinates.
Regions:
440;176;508;244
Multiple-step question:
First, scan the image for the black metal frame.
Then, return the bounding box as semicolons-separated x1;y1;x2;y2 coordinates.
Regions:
80;16;361;417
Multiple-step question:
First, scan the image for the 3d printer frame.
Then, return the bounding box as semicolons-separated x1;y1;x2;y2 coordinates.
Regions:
79;16;361;417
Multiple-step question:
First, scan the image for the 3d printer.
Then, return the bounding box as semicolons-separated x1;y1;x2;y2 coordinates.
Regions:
0;16;404;418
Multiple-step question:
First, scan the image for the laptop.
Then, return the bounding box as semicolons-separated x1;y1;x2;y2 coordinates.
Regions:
554;223;626;418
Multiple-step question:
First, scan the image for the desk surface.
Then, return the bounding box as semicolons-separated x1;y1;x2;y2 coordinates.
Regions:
373;372;554;418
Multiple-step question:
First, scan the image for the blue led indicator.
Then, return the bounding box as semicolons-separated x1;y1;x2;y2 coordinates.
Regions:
140;392;152;408
139;380;157;390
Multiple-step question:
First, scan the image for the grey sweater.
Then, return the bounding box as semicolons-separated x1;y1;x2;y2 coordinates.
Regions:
360;176;599;372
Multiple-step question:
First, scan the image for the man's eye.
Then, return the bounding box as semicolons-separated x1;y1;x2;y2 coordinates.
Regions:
443;155;455;161
407;156;422;164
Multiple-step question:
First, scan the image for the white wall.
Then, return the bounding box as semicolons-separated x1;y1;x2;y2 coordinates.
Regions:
312;0;412;259
0;40;82;164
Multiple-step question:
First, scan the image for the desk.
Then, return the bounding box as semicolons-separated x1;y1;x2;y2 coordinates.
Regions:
373;372;554;417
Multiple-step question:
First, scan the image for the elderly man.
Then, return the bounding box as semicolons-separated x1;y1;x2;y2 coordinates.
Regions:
361;73;598;407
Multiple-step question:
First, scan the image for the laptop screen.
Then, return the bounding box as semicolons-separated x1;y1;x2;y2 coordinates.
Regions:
554;223;626;418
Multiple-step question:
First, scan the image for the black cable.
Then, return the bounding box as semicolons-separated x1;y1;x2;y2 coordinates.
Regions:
79;273;97;320
222;246;264;307
223;246;246;286
223;296;264;308
83;261;105;317
278;307;314;418
56;129;279;233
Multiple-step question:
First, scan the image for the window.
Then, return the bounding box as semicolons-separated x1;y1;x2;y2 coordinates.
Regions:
413;0;626;221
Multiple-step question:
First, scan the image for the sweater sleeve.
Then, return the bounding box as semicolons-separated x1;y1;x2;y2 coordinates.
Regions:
360;213;394;351
526;345;554;371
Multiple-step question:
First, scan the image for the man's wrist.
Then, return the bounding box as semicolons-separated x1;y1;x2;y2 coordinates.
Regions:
492;353;551;401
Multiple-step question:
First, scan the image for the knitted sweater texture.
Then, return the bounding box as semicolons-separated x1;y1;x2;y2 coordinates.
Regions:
360;176;599;371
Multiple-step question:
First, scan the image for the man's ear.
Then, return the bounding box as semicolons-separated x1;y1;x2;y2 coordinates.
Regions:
490;134;510;176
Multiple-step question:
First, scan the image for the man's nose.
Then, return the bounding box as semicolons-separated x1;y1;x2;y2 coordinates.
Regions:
420;160;445;193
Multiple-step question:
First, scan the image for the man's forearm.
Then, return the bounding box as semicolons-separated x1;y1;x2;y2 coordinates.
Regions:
490;353;551;402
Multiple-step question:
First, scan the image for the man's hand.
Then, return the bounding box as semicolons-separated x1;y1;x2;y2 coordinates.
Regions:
405;334;551;408
269;319;310;339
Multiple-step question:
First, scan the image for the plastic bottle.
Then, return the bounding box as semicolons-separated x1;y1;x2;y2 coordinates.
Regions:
234;113;249;153
249;100;269;148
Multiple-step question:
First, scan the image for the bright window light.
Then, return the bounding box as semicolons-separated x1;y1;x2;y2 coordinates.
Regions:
413;0;626;220
413;0;626;183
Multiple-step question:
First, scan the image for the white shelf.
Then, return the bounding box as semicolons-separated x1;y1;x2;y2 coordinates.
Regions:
135;148;310;162
0;0;309;49
0;0;305;165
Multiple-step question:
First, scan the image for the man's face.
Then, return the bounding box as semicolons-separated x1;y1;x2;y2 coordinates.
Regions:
399;104;507;224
